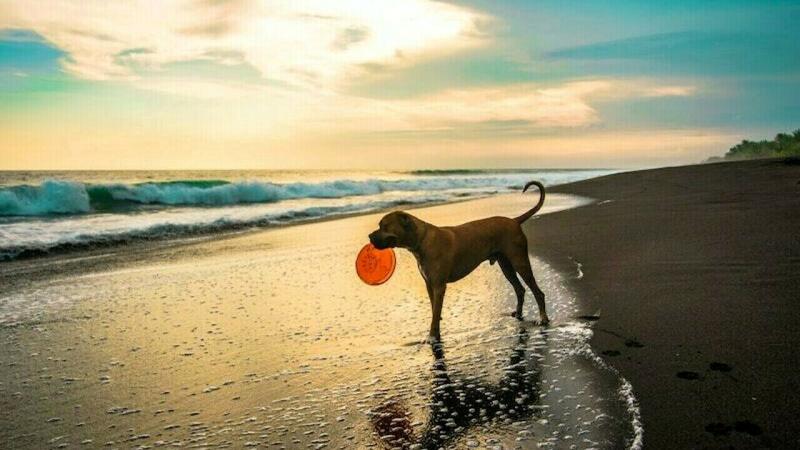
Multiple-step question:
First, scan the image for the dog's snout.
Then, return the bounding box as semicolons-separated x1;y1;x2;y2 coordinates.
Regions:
368;230;382;247
369;230;396;249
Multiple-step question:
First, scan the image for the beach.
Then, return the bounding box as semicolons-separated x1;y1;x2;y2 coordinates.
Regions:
4;1;799;448
525;158;800;448
1;158;798;449
1;192;638;449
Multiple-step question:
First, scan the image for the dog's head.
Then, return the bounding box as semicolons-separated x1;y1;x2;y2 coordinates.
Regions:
369;211;420;250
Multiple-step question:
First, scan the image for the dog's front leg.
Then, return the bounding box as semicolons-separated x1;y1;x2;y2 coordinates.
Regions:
427;282;446;342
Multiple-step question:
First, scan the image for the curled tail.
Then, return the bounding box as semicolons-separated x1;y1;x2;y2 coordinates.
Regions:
514;180;545;224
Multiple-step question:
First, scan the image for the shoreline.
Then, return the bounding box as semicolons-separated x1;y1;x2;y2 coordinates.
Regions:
0;169;617;264
0;188;635;449
523;157;800;448
0;192;591;321
8;158;794;447
0;195;492;288
0;194;487;264
0;191;590;291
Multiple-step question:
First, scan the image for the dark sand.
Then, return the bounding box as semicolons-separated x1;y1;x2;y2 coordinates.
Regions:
524;158;800;448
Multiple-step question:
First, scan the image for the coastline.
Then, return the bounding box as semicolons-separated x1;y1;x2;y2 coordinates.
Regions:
0;169;616;264
5;159;796;448
523;158;800;448
0;192;588;292
0;190;639;448
0;193;488;263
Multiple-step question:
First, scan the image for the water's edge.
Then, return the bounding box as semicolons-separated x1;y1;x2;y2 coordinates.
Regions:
0;190;643;449
523;198;644;449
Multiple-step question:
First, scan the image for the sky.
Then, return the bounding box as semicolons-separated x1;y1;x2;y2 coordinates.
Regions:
1;0;798;170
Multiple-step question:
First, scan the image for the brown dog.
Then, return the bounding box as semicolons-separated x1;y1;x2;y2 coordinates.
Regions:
369;181;549;341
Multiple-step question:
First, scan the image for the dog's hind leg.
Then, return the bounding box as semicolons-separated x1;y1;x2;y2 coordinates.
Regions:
508;252;550;325
498;256;526;320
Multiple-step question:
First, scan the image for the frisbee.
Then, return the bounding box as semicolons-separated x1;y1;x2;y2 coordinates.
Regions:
356;243;396;285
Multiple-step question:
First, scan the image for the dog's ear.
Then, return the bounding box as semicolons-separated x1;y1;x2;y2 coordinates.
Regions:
399;213;414;232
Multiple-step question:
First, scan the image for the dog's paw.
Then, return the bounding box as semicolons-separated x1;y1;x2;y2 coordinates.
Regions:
510;311;524;320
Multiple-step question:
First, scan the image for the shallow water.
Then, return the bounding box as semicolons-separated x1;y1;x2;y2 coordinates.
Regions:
0;193;640;449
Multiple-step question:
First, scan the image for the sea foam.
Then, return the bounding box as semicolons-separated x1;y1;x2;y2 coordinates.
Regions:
0;177;506;216
0;170;615;260
0;171;612;217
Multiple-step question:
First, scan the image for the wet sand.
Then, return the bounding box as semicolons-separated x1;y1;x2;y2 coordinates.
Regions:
524;158;800;449
0;193;640;449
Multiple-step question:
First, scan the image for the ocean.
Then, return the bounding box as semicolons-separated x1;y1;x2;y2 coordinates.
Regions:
0;173;643;449
0;169;615;261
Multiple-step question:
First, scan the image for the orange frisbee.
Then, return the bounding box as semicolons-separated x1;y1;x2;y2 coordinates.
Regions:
356;243;396;285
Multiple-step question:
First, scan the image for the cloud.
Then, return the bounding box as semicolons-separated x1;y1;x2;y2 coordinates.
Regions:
2;0;489;89
375;79;696;129
383;81;607;128
251;78;700;135
638;85;696;97
0;3;703;161
585;79;698;100
331;26;370;51
324;128;742;170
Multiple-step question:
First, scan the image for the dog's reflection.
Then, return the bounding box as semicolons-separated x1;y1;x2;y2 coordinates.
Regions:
371;328;544;449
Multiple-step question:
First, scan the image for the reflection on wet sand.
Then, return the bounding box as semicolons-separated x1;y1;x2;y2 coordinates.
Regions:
0;194;638;449
371;328;544;449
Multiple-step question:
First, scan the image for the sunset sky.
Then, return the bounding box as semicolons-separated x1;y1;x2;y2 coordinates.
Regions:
1;0;799;170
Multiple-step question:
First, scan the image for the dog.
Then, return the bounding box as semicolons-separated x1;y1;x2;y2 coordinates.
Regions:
369;181;549;341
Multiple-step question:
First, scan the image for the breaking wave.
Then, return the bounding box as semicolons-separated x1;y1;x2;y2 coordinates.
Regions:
0;177;540;217
0;194;451;261
0;169;615;261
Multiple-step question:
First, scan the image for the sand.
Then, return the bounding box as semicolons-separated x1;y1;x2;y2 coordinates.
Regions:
4;158;795;449
524;158;800;448
0;193;640;449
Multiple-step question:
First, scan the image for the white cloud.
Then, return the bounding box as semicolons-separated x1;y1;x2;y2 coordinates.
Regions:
3;0;489;89
638;85;697;97
296;79;698;132
144;78;697;140
0;3;699;139
333;81;608;129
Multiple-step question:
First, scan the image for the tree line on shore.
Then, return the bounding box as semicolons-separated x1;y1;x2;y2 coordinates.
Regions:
708;129;800;162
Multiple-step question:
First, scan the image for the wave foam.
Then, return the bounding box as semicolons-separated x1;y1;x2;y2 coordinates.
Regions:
0;170;615;261
0;170;617;217
0;177;530;217
0;192;455;261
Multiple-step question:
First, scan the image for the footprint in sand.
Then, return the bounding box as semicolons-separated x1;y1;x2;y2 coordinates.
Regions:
709;362;733;372
705;420;762;437
734;420;762;436
576;314;600;321
624;339;644;348
676;370;701;380
705;422;732;436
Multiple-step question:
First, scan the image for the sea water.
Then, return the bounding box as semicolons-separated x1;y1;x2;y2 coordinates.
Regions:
0;169;614;261
0;171;645;449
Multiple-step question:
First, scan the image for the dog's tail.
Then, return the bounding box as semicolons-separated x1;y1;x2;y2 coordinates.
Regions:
514;181;545;224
